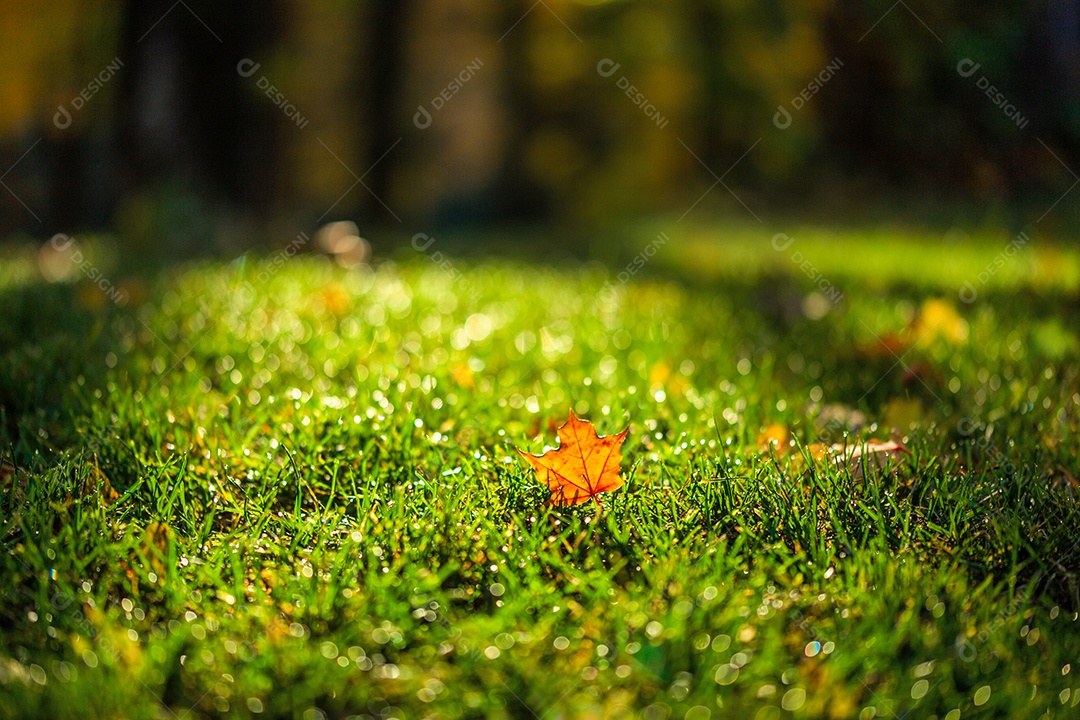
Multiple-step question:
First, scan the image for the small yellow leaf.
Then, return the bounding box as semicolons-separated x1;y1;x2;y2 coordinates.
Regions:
914;298;967;346
758;424;792;454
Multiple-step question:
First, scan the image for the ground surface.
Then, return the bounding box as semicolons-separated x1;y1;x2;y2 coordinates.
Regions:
1;230;1079;719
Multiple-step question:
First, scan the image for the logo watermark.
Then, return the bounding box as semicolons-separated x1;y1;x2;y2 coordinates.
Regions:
47;234;128;307
258;231;309;283
411;233;481;303
597;59;669;129
957;59;1029;130
774;58;843;129
54;58;124;129
413;58;484;130
599;232;669;301
236;230;310;303
48;589;122;667
958;231;1028;303
771;233;843;304
237;59;310;130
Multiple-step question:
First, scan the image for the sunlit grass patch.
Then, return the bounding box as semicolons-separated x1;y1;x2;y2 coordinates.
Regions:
1;231;1078;719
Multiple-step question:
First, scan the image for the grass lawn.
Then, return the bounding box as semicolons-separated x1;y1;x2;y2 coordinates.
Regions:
1;229;1079;719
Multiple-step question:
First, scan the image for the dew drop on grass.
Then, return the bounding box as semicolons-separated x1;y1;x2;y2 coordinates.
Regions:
714;663;738;685
684;706;710;720
28;665;46;686
781;688;806;711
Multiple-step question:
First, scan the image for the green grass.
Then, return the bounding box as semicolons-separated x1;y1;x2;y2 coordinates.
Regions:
1;231;1079;719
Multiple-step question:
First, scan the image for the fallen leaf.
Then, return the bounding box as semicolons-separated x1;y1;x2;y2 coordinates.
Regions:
913;298;968;346
815;404;868;440
517;410;629;506
141;521;175;578
804;443;833;464
856;331;909;359
827;439;910;479
319;283;352;315
89;458;120;506
648;361;671;386
899;360;941;391
758;424;792;454
840;438;909;462
76;282;108;312
1050;465;1079;494
117;278;147;306
789;439;910;479
450;363;475;388
0;461;26;495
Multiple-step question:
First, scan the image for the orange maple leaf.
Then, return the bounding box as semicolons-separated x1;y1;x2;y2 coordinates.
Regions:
516;410;629;506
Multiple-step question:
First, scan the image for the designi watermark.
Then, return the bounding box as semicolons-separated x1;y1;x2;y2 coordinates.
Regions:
957;59;1029;130
414;58;484;130
48;233;129;307
953;565;1058;663
958;231;1028;303
54;58;124;129
774;58;843;129
237;59;310;130
597;59;669;129
411;233;481;303
237;230;310;302
771;233;843;304
599;231;669;301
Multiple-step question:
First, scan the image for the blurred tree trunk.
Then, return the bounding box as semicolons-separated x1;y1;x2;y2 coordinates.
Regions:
363;0;409;209
690;0;725;169
115;0;279;240
492;0;547;221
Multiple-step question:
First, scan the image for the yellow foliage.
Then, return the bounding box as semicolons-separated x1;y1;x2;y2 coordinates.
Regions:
913;298;968;346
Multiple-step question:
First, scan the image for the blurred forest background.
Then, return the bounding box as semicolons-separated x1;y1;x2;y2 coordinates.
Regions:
1;0;1079;252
